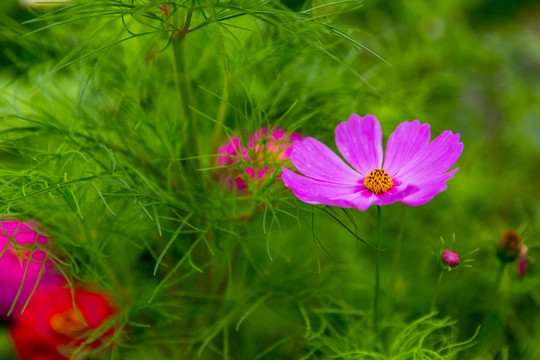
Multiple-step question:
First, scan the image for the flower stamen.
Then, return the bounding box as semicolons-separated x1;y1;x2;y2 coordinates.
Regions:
364;168;394;194
49;309;87;336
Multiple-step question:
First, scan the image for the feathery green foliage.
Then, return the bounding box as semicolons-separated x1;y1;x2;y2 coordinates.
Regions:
1;0;540;359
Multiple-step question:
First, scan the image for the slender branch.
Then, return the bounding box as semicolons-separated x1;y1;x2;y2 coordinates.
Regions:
170;0;201;192
431;269;445;312
374;205;382;332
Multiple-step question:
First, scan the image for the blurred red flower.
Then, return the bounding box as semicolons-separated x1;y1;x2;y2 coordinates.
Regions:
9;285;118;360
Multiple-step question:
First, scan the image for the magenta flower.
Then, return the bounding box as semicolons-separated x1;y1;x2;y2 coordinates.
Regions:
0;220;62;318
441;249;460;268
281;114;463;210
217;127;303;191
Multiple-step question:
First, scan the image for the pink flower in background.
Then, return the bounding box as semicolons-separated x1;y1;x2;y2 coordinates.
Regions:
0;220;62;318
217;128;303;190
282;114;463;210
518;245;528;278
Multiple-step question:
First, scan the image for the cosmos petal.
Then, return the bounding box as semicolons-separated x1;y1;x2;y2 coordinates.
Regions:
281;168;362;207
282;169;421;211
344;183;419;210
394;131;463;182
335;114;383;175
289;137;362;184
400;168;459;206
372;184;420;207
383;120;431;177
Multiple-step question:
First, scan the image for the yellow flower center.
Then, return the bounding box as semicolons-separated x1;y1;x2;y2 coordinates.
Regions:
49;309;87;337
363;168;394;195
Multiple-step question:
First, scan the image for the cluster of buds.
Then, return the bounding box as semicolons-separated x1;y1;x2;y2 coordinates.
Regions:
497;229;528;277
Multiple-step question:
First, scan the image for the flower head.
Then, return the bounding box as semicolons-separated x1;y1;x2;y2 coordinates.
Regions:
0;220;63;318
217;127;303;191
9;284;118;360
282;114;463;210
441;249;460;268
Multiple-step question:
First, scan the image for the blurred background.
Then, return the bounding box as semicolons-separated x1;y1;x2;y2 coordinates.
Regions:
1;0;540;359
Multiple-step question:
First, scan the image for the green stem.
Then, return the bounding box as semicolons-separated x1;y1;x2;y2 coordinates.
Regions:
431;269;445;312
495;262;505;292
170;1;202;197
172;33;198;163
374;205;382;331
390;206;406;308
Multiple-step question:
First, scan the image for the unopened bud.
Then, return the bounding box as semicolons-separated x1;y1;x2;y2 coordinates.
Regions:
161;5;169;17
441;249;460;268
497;229;522;263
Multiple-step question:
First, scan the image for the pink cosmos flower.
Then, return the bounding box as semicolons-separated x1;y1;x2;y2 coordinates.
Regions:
217;127;303;191
281;114;463;210
0;220;62;318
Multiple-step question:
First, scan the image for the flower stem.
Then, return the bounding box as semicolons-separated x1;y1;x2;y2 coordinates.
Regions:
431;269;445;312
374;205;382;332
390;206;406;308
171;1;199;169
495;261;505;291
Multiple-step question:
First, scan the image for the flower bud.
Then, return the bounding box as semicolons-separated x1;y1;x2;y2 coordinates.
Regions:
497;229;522;263
441;249;460;268
161;4;169;17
